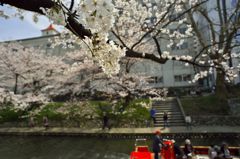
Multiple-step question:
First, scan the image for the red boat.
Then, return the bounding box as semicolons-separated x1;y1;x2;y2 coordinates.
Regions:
130;139;176;159
130;139;240;159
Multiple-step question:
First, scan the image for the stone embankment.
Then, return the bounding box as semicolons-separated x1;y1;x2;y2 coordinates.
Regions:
0;126;239;139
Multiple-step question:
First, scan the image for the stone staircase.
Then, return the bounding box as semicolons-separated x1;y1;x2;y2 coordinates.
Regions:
152;98;186;127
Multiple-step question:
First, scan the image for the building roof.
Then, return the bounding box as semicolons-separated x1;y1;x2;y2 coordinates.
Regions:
41;24;58;32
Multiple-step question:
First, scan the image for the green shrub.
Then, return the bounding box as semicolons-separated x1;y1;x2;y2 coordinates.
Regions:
35;102;65;121
125;99;150;125
0;108;24;123
62;102;97;127
91;98;151;127
89;100;112;116
181;95;229;115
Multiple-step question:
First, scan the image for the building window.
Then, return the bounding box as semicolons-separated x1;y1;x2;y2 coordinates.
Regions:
171;42;188;50
46;43;51;48
174;75;182;82
183;74;191;81
179;27;187;34
156;76;163;83
148;76;163;84
170;27;187;34
12;48;18;52
174;74;191;82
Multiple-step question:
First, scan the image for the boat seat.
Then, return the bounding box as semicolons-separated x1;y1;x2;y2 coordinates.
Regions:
137;146;149;152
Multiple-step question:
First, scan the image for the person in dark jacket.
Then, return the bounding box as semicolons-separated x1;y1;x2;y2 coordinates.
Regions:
184;139;194;158
163;111;169;128
102;112;110;130
152;130;164;159
220;143;232;159
173;140;183;159
43;116;49;130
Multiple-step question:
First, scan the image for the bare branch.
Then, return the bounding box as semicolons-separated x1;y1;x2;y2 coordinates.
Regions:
152;36;162;57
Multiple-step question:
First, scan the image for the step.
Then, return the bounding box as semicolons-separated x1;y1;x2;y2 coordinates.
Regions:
152;105;177;108
156;112;182;114
155;117;185;120
156;120;185;124
154;108;179;112
153;104;177;106
153;100;176;104
154;121;186;125
154;121;186;124
152;104;178;107
152;106;179;109
154;124;186;127
156;112;182;115
155;113;182;115
154;118;185;122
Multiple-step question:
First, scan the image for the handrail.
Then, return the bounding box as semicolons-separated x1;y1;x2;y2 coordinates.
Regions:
176;97;187;123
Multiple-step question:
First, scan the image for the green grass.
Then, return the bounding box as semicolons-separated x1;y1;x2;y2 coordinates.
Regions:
180;95;230;115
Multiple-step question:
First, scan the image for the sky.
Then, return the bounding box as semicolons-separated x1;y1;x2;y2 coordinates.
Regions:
0;6;61;42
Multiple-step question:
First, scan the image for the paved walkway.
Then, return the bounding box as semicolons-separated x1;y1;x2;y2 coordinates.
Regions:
0;126;239;135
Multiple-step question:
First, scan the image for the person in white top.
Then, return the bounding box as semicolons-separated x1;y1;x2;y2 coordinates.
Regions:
185;114;192;130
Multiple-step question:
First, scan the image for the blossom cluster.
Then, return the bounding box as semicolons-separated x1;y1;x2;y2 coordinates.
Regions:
79;35;126;76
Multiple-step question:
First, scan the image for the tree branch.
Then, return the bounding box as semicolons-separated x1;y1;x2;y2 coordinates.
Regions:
153;36;162;57
0;0;55;14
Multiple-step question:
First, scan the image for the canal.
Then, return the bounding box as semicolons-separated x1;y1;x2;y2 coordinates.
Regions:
0;135;239;159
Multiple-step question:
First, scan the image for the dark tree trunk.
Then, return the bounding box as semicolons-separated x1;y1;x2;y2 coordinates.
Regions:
121;93;132;112
215;71;228;99
14;73;19;94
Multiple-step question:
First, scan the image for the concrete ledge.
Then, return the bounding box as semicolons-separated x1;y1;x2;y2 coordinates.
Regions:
0;126;239;139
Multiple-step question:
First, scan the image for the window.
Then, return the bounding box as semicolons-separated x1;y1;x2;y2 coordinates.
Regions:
183;74;191;81
174;74;191;82
170;27;187;34
181;42;188;49
156;76;163;83
12;48;18;52
46;43;51;48
179;28;187;34
171;42;188;50
148;76;163;84
174;75;182;82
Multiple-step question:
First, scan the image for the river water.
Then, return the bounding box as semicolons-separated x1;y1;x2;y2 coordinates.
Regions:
0;136;239;159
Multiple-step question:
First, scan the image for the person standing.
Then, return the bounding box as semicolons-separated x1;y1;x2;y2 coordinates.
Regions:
102;112;110;130
29;116;35;127
43;116;49;130
152;130;164;159
185;114;192;130
150;107;157;124
163;111;169;128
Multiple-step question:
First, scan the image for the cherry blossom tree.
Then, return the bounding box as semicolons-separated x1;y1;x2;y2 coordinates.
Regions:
182;0;240;98
0;42;67;94
1;0;240;99
0;0;207;74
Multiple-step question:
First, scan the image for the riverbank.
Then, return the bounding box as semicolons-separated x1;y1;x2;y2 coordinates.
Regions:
0;126;239;138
